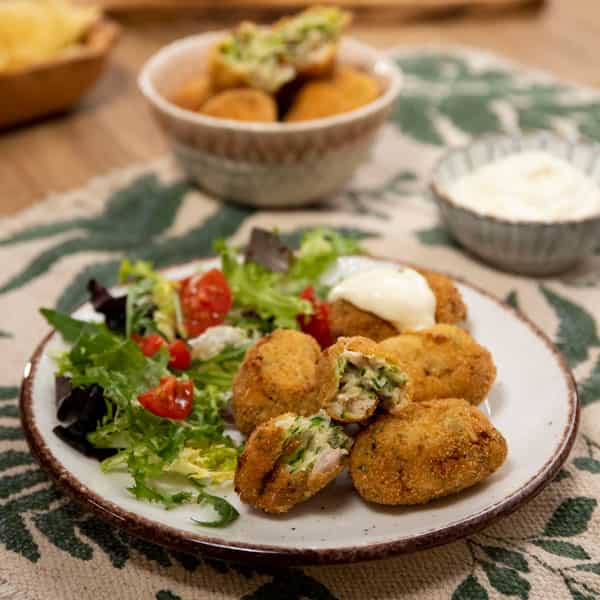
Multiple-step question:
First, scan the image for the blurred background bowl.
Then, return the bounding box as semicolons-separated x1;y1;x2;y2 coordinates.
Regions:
138;33;402;208
430;132;600;276
0;18;120;130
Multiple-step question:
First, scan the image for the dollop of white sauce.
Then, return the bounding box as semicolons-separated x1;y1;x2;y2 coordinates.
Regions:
445;151;600;222
328;267;436;331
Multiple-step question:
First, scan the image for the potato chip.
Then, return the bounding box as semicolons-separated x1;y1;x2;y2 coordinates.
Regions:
0;0;99;72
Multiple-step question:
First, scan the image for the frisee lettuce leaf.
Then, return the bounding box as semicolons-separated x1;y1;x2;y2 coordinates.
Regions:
215;227;364;328
167;444;238;484
285;228;364;295
216;240;311;330
189;344;250;391
119;259;185;340
193;490;239;528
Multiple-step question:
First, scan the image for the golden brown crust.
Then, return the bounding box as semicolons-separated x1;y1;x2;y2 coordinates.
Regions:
171;75;213;112
234;413;346;513
379;324;496;405
418;269;468;325
208;42;250;92
284;66;379;122
327;268;467;342
256;457;345;514
284;79;345;122
329;65;380;109
232;330;321;435
200;88;277;122
316;336;413;423
350;399;508;505
234;415;289;509
328;299;398;342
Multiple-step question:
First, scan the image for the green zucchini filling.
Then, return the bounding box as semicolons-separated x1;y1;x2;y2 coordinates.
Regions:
276;412;352;474
217;7;349;92
333;351;408;420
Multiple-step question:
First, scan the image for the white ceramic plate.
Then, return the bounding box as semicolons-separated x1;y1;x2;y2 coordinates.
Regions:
20;258;579;566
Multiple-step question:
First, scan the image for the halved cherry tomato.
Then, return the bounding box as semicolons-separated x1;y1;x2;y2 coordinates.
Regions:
298;286;332;349
133;333;167;357
168;339;192;370
132;334;191;370
178;268;233;337
138;375;194;420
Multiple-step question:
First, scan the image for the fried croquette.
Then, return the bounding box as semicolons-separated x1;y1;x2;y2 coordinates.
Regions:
327;269;467;342
209;8;350;94
209;23;296;93
284;66;380;122
200;88;277;122
316;336;413;423
418;269;467;325
328;298;398;343
379;325;496;405
350;399;508;505
171;75;213;112
235;411;353;513
293;43;337;78
232;329;321;435
275;6;350;78
331;66;380;109
284;79;346;121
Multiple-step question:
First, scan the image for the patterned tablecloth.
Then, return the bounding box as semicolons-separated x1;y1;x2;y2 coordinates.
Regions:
0;47;599;600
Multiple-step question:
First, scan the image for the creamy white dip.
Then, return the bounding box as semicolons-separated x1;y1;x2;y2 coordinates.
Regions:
328;266;436;331
445;151;600;222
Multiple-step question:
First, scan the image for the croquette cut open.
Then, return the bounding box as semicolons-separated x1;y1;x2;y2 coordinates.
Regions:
316;336;413;423
350;399;508;506
379;324;497;405
232;329;321;435
234;411;353;513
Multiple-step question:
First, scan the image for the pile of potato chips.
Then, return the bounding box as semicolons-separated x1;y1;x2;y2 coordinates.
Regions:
0;0;99;73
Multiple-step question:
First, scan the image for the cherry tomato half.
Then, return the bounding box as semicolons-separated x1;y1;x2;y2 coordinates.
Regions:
132;334;192;370
168;339;192;370
138;375;194;420
298;286;332;349
133;333;167;357
179;268;233;337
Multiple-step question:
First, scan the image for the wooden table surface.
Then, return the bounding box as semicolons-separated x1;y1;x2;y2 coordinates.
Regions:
1;0;599;217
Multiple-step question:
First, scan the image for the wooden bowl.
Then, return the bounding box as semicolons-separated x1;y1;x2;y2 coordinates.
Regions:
0;18;120;129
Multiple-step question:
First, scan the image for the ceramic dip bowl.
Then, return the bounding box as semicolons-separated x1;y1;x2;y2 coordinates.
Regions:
430;132;600;276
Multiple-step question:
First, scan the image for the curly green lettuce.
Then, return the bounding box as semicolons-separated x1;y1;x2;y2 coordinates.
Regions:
41;309;239;526
119;259;186;341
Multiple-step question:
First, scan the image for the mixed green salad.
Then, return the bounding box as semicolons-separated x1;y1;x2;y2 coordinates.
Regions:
42;228;363;527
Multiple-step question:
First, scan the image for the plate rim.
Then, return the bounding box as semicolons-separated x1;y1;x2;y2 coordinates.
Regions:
19;259;580;566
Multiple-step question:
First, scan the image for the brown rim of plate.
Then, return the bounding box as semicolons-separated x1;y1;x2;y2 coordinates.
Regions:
429;131;600;228
19;258;580;567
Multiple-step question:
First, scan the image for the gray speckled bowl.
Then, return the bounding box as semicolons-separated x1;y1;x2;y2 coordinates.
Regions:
430;132;600;276
139;33;401;208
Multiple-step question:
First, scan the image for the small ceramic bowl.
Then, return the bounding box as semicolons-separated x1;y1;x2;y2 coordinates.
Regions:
0;19;120;129
138;33;402;208
430;132;600;276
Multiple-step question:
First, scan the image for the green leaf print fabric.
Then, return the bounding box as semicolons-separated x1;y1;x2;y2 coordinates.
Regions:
0;47;599;600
